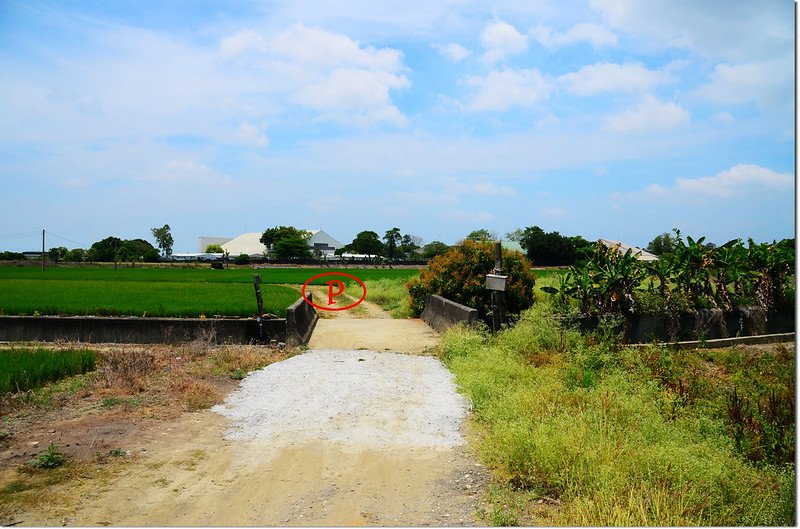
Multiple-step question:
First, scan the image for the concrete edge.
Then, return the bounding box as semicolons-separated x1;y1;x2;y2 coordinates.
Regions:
626;332;795;350
421;294;479;333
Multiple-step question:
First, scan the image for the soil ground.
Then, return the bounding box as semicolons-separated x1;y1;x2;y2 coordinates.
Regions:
0;301;489;526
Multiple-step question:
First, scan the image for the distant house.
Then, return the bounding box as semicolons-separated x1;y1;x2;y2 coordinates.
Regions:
599;239;658;261
197;229;343;259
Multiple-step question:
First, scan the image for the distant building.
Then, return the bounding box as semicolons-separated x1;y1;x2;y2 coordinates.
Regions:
197;229;343;259
599;239;658;261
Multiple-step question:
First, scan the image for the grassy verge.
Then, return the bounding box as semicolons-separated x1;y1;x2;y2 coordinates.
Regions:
0;348;96;393
439;302;794;526
360;277;414;318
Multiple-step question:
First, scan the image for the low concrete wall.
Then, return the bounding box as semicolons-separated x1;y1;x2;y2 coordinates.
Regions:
285;293;318;346
569;307;795;343
421;294;479;332
0;295;322;346
0;315;287;344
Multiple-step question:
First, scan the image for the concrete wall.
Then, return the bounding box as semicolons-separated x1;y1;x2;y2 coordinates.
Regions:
0;315;286;344
421;294;479;332
570;307;795;344
0;296;322;346
285;293;318;346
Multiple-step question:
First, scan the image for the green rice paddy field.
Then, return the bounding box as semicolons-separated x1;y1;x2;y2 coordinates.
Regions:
0;266;421;318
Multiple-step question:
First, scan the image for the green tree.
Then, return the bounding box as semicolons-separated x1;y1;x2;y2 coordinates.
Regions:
65;248;87;262
349;231;384;258
384;227;401;260
399;234;422;259
89;236;123;262
205;244;224;253
118;239;160;262
646;231;679;256
273;236;313;259
518;226;591;266
466;229;497;242
260;226;310;252
233;253;251;265
151;224;174;258
421;241;449;259
48;246;68;262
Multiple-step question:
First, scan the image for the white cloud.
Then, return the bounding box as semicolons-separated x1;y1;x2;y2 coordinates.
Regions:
267;24;409;126
480;21;528;63
219;29;265;58
696;60;792;111
271;23;403;71
294;68;409;126
631;164;792;201
604;95;690;132
589;0;792;62
444;179;516;196
531;22;617;49
713;112;735;125
236;122;269;148
463;69;551;112
432;42;472;62
559;62;672;95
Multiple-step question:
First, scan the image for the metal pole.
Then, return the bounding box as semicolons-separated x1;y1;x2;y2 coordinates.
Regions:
41;229;45;271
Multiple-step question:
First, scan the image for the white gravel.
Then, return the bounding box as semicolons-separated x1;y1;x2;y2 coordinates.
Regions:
212;349;468;448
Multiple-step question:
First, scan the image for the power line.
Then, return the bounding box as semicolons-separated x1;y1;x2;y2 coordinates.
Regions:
45;230;90;248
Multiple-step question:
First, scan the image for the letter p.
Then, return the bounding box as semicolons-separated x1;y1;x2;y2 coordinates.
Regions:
327;280;345;305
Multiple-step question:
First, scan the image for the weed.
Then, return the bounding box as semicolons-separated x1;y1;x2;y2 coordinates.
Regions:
107;448;125;457
441;301;795;525
96;349;155;390
169;378;222;411
30;443;66;469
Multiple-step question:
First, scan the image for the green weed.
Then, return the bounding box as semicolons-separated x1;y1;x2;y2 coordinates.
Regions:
441;300;795;526
29;443;66;469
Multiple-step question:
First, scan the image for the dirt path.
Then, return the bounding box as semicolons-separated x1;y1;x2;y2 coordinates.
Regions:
19;308;488;526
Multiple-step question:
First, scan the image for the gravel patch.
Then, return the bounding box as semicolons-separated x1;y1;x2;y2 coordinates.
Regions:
212;349;468;448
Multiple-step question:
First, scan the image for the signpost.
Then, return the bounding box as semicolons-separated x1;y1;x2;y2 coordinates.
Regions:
486;241;507;332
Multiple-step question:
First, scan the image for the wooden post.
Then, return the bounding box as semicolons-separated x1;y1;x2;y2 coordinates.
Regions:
253;274;264;316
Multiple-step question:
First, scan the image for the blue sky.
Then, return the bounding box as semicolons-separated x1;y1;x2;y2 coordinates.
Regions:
0;0;794;253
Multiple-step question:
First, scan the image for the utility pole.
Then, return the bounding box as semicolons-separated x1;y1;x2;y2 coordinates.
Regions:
41;229;45;271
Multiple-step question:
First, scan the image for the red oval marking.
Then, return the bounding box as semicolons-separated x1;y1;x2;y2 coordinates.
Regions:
301;272;367;311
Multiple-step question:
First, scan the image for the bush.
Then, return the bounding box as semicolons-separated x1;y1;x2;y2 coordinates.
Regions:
233;253;251;265
407;240;535;320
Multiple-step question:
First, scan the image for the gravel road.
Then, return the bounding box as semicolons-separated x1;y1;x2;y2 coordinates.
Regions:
213;349;468;449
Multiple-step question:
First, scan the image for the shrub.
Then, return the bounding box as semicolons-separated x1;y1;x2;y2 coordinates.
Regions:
30;443;66;469
407;240;535;320
233;253;251;265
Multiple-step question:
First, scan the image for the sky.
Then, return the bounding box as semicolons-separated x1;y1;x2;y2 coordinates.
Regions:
0;0;795;253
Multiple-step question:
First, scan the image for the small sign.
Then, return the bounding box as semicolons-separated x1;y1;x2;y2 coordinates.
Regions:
485;274;508;291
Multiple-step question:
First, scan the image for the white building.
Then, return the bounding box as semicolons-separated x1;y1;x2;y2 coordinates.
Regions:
197;229;343;258
599;239;658;261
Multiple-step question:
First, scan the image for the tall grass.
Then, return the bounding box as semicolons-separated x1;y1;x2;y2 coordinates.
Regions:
440;302;794;526
0;348;96;393
360;278;414;318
